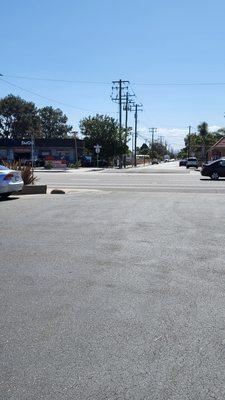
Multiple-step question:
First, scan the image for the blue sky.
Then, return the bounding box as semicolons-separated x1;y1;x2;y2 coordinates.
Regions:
1;0;225;149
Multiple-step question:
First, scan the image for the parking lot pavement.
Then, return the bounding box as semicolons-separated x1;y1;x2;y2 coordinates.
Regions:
1;188;225;399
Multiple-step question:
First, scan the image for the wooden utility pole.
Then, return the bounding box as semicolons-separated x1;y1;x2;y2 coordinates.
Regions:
131;103;143;167
188;125;191;157
111;79;130;168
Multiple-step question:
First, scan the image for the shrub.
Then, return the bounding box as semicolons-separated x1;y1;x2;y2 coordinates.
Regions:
44;162;53;170
69;162;80;169
21;166;38;185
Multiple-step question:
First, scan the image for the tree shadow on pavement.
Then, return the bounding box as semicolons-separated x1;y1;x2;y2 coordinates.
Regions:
0;196;20;202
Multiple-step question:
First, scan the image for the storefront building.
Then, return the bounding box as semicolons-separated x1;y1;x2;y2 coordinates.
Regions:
208;137;225;160
0;138;84;165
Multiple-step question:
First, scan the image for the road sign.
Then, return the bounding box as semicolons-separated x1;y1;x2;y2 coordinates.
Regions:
94;144;102;167
94;144;102;154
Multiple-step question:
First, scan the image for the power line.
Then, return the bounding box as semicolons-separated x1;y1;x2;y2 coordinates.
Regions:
3;73;225;86
133;82;225;87
0;78;116;114
137;132;149;142
1;74;109;85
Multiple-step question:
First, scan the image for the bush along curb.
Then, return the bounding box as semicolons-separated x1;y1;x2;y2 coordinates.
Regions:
18;185;47;195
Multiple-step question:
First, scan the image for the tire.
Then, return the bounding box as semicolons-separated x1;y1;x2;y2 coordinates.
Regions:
186;166;189;169
0;193;11;199
211;172;219;180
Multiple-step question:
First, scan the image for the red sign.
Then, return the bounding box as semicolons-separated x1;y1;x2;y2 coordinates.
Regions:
45;159;67;169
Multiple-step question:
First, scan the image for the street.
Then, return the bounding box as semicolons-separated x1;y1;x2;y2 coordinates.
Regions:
36;161;225;193
1;162;225;399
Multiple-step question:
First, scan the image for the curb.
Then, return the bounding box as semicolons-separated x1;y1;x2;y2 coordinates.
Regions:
18;185;47;195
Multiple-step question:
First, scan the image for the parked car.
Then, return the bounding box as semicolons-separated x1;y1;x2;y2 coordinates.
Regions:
201;158;225;180
152;159;159;165
0;165;23;199
186;157;198;169
81;155;93;167
179;159;187;166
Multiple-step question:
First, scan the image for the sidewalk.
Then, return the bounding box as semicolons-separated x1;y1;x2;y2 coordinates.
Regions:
34;167;104;173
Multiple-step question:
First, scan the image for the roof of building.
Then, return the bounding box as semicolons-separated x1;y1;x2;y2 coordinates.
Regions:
210;136;225;150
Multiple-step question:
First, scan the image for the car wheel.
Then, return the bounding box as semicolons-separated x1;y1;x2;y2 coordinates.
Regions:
211;172;219;180
0;193;11;199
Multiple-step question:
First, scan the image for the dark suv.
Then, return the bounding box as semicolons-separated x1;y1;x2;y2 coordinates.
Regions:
201;158;225;180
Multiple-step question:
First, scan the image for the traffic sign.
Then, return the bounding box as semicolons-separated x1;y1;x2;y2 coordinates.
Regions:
94;144;102;154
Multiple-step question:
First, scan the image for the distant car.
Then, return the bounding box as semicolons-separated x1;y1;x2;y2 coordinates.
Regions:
164;155;170;162
201;158;225;180
0;165;23;199
152;159;159;165
186;157;198;169
81;156;93;167
179;159;187;166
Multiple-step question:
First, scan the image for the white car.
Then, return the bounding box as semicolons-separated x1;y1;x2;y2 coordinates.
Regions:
0;165;24;199
186;157;198;169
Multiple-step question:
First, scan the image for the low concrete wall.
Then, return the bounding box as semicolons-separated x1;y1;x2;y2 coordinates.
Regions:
18;185;47;195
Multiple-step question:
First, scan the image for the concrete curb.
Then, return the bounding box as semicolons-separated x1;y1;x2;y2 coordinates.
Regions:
19;185;47;195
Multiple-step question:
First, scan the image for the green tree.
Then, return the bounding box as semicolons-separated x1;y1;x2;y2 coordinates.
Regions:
138;143;149;155
38;106;72;138
150;140;173;160
178;124;224;161
80;114;129;164
0;94;41;139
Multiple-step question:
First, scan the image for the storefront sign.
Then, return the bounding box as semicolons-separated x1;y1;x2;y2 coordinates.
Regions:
21;140;33;146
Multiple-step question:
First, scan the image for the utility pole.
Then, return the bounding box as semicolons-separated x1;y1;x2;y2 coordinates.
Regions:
74;133;78;165
159;136;164;145
111;79;131;168
123;92;135;167
124;92;129;169
119;79;122;131
72;131;79;165
134;105;138;167
149;127;157;160
131;130;134;166
125;92;129;133
31;134;34;184
188;125;191;157
131;103;143;167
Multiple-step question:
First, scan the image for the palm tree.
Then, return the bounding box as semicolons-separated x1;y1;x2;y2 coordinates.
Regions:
198;122;208;162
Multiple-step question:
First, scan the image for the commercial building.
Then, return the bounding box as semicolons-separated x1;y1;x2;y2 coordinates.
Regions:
0;138;84;165
208;137;225;160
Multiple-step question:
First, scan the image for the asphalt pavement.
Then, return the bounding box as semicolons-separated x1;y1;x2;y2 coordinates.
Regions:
1;162;225;399
35;161;225;194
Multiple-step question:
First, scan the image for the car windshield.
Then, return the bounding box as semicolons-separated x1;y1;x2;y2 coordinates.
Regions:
188;158;197;161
